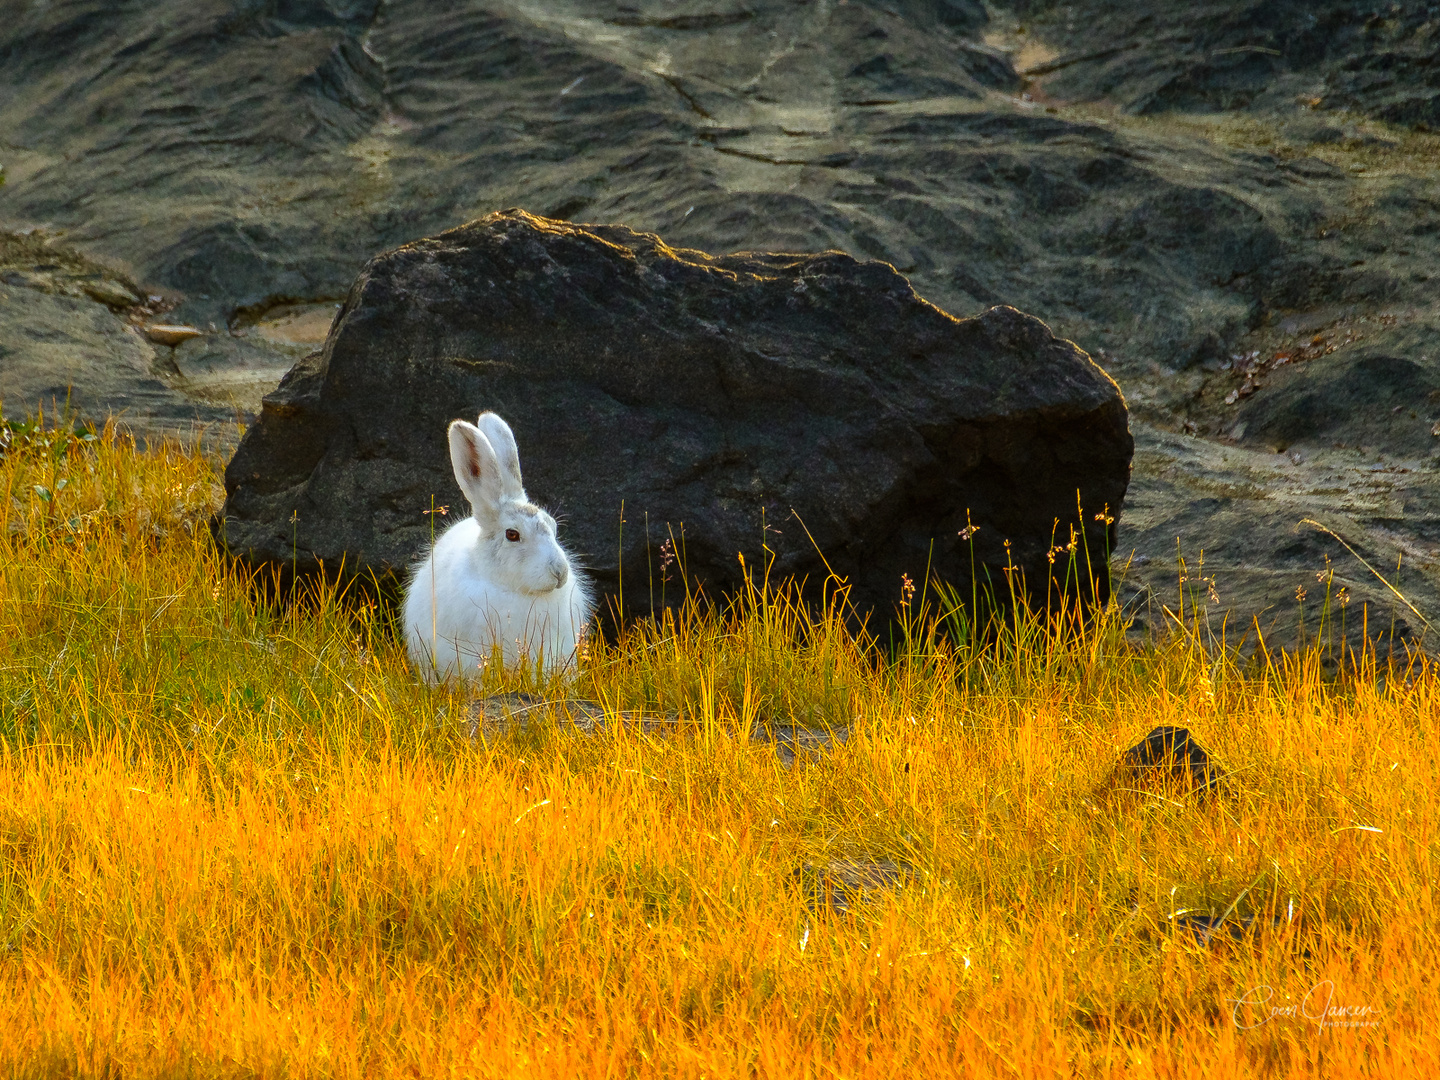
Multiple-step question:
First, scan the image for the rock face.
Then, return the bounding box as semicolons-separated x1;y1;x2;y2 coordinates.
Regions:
219;210;1132;624
9;0;1440;653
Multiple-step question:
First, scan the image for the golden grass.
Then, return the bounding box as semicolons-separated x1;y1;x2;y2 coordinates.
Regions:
0;417;1436;1077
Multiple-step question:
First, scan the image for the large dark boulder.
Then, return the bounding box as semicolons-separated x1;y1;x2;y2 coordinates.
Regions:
218;209;1132;625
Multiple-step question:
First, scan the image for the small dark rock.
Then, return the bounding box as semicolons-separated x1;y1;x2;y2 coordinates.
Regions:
1115;725;1225;796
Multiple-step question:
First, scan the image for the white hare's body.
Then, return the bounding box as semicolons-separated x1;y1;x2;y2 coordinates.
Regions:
402;413;593;681
405;517;592;678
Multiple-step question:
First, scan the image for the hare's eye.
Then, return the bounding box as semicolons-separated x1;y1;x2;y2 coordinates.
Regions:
505;528;521;542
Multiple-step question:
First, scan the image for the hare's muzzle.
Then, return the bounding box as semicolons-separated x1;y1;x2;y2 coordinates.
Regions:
548;558;570;590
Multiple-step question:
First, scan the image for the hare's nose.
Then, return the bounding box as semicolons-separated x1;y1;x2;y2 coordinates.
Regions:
549;559;569;589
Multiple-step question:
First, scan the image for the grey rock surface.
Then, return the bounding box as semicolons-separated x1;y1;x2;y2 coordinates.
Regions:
1016;0;1440;127
0;284;172;427
1119;423;1438;657
218;210;1133;624
460;691;849;768
4;0;1440;649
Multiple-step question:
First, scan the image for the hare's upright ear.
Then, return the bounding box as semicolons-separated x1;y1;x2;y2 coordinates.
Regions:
475;412;525;499
448;420;504;526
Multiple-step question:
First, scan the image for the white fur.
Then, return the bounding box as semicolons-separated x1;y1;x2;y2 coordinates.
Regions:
403;412;593;681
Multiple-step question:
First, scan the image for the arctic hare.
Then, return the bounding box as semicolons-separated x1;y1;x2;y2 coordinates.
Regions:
403;412;592;680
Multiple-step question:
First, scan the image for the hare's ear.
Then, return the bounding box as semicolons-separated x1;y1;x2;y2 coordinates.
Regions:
475;412;524;499
448;420;504;525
